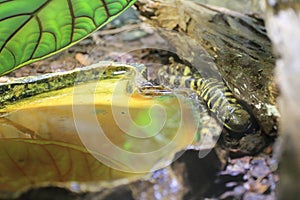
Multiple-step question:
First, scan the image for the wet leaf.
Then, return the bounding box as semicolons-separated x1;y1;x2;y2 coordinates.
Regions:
0;139;138;194
0;0;137;75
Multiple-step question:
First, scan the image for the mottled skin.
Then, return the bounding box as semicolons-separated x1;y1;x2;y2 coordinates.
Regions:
158;62;255;135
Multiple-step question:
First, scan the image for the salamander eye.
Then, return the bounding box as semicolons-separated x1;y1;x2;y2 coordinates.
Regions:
224;117;230;124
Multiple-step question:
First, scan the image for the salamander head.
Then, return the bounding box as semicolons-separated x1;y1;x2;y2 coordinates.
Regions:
223;108;253;134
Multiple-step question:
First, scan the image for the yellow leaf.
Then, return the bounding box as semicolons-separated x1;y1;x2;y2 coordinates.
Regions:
0;139;139;193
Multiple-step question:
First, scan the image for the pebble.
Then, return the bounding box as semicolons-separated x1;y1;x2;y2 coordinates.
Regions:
0;76;9;83
75;53;91;66
250;158;271;178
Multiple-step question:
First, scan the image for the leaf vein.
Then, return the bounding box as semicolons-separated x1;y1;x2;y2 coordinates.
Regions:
29;16;43;60
67;0;75;43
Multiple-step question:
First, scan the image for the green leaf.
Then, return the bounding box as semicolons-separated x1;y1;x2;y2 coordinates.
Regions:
0;0;137;75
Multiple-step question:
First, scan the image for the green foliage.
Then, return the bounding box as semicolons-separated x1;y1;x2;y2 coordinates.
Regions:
0;0;137;75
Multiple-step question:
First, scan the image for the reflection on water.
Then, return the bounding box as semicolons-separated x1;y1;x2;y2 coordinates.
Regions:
0;67;199;173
